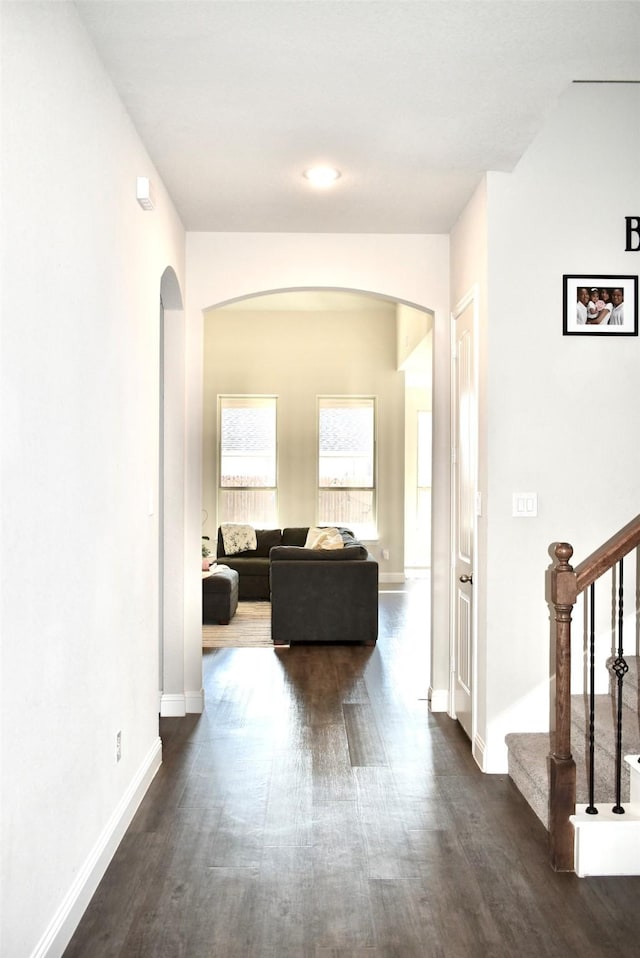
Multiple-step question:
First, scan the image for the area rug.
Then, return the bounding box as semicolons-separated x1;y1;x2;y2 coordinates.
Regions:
202;601;273;648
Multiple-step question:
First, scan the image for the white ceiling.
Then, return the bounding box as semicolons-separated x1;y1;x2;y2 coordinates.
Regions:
76;1;640;234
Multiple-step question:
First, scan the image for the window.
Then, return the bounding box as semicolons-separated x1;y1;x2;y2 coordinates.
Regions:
218;396;277;526
318;397;375;536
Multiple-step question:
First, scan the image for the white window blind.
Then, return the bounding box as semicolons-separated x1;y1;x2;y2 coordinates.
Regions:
317;397;376;536
218;396;277;526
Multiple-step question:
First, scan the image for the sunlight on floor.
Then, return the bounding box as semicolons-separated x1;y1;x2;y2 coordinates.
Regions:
379;575;431;703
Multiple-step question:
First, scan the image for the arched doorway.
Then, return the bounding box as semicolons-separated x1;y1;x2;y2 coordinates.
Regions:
182;234;453;720
200;287;435;697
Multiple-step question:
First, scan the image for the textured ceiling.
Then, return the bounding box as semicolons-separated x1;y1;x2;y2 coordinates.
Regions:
76;1;640;233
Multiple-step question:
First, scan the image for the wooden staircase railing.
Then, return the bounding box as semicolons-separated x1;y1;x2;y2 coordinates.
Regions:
548;513;640;871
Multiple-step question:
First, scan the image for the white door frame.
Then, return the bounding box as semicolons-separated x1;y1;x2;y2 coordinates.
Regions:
449;285;480;755
159;267;191;717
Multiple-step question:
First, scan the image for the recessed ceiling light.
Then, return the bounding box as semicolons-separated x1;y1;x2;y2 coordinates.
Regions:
303;166;341;188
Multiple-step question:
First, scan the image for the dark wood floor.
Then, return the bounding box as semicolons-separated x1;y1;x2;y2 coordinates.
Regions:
65;581;640;957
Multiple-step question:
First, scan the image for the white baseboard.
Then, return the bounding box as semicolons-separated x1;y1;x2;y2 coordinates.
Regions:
160;692;186;716
186;688;204;714
428;687;449;712
481;738;509;774
160;690;204;716
473;733;486;770
31;736;162;958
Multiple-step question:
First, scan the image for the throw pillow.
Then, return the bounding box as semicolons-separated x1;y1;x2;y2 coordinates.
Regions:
221;523;258;555
305;526;344;550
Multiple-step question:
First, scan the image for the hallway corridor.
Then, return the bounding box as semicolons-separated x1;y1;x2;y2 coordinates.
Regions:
65;584;640;957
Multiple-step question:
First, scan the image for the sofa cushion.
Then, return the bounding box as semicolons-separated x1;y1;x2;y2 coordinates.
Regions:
217;527;282;558
281;527;309;547
269;544;369;561
222;556;271;576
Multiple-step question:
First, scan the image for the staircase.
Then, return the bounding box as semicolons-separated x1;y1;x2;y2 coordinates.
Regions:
505;516;640;874
506;656;640;876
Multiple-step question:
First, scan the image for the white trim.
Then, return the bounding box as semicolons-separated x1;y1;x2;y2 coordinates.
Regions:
571;757;640;876
160;690;203;716
449;285;480;749
379;572;405;584
30;737;162;958
480;738;509;774
428;687;449;712
572;810;640;876
472;733;486;770
185;688;204;714
160;692;186;717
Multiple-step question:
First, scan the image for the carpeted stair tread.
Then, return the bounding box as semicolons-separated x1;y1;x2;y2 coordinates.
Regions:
506;659;640;829
505;731;552;828
571;693;640;766
613;655;640;713
505;725;628;830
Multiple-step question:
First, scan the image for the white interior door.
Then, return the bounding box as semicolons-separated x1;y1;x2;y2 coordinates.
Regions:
452;295;477;740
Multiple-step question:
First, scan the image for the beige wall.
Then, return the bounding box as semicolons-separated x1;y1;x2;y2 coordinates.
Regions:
203;298;406;578
404;381;432;570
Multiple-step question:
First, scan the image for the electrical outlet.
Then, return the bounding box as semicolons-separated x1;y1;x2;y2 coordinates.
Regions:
116;730;122;763
382;548;390;560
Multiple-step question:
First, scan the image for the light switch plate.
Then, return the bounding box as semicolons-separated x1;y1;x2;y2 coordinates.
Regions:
513;492;538;517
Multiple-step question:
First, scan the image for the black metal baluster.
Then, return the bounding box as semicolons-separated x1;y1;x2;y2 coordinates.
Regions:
586;584;597;814
612;558;628;814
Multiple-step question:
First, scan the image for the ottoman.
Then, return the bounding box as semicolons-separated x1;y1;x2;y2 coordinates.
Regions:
202;567;239;624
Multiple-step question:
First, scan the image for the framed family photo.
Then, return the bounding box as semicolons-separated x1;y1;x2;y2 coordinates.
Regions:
563;275;638;336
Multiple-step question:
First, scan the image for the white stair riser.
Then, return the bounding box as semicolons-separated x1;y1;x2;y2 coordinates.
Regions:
571;756;640;877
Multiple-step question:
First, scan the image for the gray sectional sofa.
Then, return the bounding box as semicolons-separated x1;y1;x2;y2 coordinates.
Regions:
215;525;378;645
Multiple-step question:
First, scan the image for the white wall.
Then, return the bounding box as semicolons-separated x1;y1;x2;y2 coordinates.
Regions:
1;5;185;955
397;302;433;368
203;301;406;575
187;233;449;311
480;83;640;771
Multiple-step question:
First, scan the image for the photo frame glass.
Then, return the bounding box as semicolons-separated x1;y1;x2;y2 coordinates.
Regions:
564;275;638;336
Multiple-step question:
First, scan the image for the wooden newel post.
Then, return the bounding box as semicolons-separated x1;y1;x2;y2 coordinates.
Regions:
549;542;578;871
